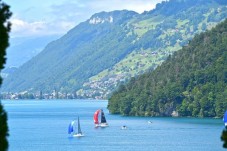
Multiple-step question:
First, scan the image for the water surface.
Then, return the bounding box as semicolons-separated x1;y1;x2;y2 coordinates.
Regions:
2;100;225;151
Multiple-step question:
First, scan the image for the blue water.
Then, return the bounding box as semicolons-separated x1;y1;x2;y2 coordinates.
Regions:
1;100;225;151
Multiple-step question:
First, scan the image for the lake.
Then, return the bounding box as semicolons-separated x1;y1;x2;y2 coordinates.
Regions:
1;100;225;151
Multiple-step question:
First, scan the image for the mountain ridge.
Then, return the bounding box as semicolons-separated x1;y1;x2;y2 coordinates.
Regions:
2;10;137;92
2;0;227;98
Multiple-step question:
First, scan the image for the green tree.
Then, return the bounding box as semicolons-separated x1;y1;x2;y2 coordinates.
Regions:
0;0;11;151
108;19;227;117
221;130;227;148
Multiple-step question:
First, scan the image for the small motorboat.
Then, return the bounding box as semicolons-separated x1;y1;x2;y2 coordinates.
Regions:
121;125;127;130
148;121;152;124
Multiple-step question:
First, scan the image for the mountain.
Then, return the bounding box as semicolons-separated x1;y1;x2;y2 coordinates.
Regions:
108;19;227;118
1;35;60;78
2;10;137;93
5;35;60;68
78;0;227;98
1;67;17;79
2;0;227;97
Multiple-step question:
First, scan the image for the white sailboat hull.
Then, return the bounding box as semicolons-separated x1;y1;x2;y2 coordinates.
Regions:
73;133;84;137
100;123;109;127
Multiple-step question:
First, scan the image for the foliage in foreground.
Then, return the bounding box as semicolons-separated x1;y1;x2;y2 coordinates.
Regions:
0;0;11;150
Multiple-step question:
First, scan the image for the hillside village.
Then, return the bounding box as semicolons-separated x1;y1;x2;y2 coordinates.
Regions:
1;90;78;100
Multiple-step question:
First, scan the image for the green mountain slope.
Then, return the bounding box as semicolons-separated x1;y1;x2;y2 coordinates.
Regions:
2;0;227;97
108;19;227;118
2;10;137;92
79;0;227;98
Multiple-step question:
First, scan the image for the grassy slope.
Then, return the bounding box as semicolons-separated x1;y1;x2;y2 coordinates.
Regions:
79;5;227;98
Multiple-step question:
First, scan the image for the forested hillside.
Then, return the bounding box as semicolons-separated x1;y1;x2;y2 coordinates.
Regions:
108;19;227;117
79;0;227;98
2;0;227;99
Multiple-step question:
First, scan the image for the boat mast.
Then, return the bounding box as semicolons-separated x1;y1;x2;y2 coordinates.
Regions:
78;117;82;134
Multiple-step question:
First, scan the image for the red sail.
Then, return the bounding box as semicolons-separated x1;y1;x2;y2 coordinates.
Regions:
94;110;100;124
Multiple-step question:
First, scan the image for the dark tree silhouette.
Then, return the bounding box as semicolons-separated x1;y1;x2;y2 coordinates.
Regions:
0;0;11;151
221;129;227;148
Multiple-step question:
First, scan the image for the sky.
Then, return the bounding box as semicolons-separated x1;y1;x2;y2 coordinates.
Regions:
5;0;164;38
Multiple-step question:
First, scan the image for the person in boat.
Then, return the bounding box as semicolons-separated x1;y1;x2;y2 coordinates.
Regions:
122;125;127;129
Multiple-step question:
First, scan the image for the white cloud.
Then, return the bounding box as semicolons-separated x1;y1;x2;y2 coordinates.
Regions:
10;17;75;37
11;18;45;37
9;0;165;38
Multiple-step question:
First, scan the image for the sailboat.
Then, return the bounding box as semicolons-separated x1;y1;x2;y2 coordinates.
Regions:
224;111;227;129
68;117;84;137
93;109;109;127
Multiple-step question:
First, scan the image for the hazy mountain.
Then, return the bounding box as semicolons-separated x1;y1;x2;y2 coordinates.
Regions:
5;35;60;68
2;0;227;98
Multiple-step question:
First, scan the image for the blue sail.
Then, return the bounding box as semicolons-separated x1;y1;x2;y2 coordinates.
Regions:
68;121;75;134
224;111;227;124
